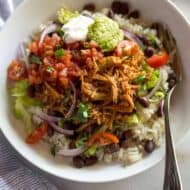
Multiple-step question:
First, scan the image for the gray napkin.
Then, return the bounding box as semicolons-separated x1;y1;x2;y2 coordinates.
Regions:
0;1;57;189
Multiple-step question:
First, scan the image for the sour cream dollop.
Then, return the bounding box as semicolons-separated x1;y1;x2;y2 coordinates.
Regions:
62;15;94;44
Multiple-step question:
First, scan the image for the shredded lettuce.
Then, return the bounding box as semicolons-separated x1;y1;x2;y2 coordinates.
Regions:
127;114;140;125
14;97;33;134
57;8;79;24
11;80;42;134
149;91;165;103
85;145;97;157
147;70;160;90
147;33;160;49
138;84;148;97
155;91;165;98
11;80;29;97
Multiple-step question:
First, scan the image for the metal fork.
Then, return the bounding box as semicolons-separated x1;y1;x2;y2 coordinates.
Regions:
157;24;183;190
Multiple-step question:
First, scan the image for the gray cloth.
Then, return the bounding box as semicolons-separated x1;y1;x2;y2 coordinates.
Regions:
0;1;57;189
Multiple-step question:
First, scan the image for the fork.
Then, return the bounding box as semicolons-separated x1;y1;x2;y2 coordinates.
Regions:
157;23;183;190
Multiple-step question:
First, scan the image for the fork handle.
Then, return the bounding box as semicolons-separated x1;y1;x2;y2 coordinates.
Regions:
163;91;183;190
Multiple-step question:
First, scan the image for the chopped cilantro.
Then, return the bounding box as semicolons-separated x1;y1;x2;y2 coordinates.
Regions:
56;28;64;37
147;70;160;89
55;48;65;58
73;102;90;123
133;75;146;84
29;55;42;65
46;66;54;73
75;135;88;148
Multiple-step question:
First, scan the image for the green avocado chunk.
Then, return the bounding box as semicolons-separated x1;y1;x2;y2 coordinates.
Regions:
88;16;124;52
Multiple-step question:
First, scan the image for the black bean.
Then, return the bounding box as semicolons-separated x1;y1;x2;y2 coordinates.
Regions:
151;22;160;30
121;140;129;149
132;107;137;114
64;122;77;130
84;156;98;166
108;9;114;18
85;126;93;133
137;97;149;108
157;109;162;117
168;79;176;89
69;141;76;149
73;156;85;168
63;123;72;129
50;111;63;117
47;126;54;137
27;85;35;98
168;72;177;80
138;35;151;46
157;100;164;117
104;50;115;57
157;106;163;117
122;130;133;140
72;50;81;62
128;10;140;19
115;130;124;140
68;132;78;140
34;84;43;93
83;3;96;12
105;143;120;154
144;140;155;153
111;1;129;15
144;47;155;58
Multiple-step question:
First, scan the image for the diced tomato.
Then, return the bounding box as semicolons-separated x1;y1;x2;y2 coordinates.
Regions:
26;122;48;144
28;74;42;84
59;51;72;66
7;60;27;81
40;65;58;82
116;40;139;57
147;52;169;68
59;76;69;87
29;41;39;55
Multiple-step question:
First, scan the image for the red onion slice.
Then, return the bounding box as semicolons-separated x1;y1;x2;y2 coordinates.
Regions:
123;30;144;49
39;24;57;46
16;43;25;60
157;99;164;117
16;43;29;67
29;108;61;123
65;81;77;119
49;122;74;136
57;146;86;157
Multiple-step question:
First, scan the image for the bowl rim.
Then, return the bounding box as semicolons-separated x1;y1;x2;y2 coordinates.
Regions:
1;0;190;183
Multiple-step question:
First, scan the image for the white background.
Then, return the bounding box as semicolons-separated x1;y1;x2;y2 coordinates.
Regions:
12;0;190;189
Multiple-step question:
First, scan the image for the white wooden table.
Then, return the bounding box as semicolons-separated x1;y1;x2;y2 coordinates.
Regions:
12;0;190;189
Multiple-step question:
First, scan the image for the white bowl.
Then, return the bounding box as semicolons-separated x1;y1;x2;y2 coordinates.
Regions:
0;0;190;183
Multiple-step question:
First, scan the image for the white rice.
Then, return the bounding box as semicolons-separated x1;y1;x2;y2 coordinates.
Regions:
160;65;173;91
47;133;70;151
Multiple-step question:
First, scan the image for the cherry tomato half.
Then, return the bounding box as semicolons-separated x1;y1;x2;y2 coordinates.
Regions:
26;122;48;144
147;52;169;68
